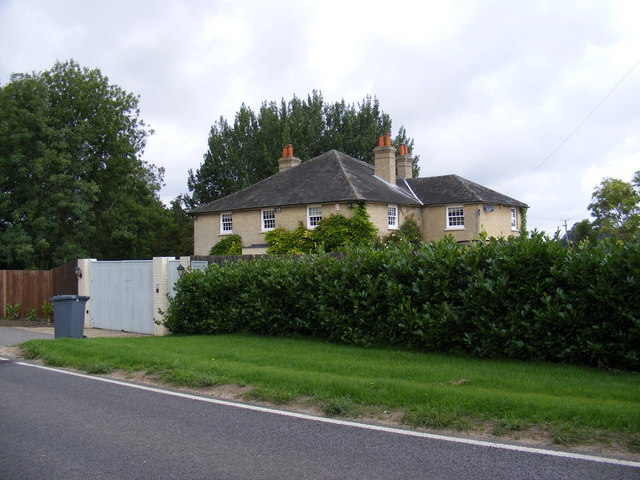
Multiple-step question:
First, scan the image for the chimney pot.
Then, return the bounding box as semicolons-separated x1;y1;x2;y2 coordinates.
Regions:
378;135;384;147
396;144;413;179
278;145;301;172
385;133;391;147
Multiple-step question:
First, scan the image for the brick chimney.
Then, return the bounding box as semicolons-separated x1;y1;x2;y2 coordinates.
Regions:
374;133;395;184
278;144;301;172
396;144;413;179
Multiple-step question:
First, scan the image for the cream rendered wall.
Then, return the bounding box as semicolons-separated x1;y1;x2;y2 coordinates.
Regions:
195;202;427;254
365;203;421;237
195;202;522;252
421;204;521;243
193;213;219;256
195;204;356;254
478;205;521;238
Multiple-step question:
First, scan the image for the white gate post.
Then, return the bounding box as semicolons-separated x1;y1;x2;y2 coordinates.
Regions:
152;257;171;336
77;258;96;329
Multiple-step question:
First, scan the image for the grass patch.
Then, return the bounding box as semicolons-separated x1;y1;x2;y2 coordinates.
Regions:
549;423;607;447
244;386;298;405
322;395;357;417
491;417;529;436
403;405;474;431
19;334;640;450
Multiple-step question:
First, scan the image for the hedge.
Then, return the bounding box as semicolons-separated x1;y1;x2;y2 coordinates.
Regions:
163;233;640;370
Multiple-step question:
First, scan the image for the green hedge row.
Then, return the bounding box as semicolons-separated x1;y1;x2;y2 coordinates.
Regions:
163;234;640;370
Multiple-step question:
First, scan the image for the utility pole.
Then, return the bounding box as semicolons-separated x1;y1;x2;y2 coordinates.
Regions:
563;219;572;246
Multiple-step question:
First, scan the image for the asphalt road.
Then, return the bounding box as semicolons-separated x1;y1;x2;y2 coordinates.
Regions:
0;325;53;347
1;357;638;479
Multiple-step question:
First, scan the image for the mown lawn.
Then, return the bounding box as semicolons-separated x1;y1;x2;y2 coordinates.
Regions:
19;333;640;453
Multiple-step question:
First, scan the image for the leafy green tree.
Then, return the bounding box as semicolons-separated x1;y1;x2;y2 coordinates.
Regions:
148;197;194;258
186;92;420;207
567;219;598;244
588;171;640;241
0;60;170;268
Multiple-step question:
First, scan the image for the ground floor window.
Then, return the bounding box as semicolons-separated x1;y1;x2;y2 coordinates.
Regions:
307;205;323;228
262;209;276;231
388;205;398;229
220;213;233;233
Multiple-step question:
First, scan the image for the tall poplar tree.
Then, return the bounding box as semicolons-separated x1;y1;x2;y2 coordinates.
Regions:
186;92;420;207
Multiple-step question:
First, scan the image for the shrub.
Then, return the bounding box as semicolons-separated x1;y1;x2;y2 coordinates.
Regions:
164;234;640;371
266;205;377;254
209;234;242;255
382;216;423;248
3;303;21;320
265;224;314;254
41;301;54;321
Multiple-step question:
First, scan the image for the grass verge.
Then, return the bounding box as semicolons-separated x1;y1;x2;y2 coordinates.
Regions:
19;333;640;453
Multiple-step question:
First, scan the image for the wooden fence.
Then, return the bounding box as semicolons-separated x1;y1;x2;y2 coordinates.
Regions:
0;260;78;318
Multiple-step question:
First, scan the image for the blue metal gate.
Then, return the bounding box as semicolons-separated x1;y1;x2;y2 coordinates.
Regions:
90;260;154;334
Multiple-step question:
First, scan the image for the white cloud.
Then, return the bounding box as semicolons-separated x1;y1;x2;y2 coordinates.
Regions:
1;0;639;233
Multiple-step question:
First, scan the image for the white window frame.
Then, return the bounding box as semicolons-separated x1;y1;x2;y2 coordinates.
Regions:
261;209;276;232
388;205;398;230
220;212;233;234
307;205;323;229
511;208;518;230
446;206;465;230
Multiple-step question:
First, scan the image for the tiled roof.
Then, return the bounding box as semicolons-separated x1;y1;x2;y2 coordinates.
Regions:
190;150;528;214
190;150;421;213
407;175;528;208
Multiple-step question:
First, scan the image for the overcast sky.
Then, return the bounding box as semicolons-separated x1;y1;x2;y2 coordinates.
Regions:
1;0;639;234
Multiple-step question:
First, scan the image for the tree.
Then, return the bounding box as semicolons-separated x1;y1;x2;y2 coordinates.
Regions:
186;92;420;207
567;219;598;244
0;60;168;268
588;171;640;241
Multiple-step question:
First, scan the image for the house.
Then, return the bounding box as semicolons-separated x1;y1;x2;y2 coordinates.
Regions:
190;134;528;254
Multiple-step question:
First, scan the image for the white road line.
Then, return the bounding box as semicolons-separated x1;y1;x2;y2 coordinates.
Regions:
10;359;640;469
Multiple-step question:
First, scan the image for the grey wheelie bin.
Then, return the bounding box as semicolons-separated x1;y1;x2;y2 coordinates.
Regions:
50;295;90;339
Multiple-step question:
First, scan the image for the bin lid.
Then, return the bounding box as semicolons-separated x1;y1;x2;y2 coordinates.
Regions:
50;295;90;302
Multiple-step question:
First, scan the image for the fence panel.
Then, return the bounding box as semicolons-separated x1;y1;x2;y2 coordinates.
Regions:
0;260;78;318
0;270;52;318
52;260;78;296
